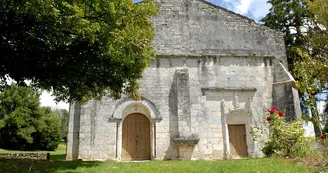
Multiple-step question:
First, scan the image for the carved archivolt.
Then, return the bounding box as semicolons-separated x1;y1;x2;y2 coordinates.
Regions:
110;97;162;122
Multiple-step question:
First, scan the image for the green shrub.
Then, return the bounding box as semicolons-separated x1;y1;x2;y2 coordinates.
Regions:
253;106;313;158
319;132;328;161
0;85;62;151
33;107;62;151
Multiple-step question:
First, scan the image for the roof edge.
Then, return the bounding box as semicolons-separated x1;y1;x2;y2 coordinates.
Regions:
197;0;283;36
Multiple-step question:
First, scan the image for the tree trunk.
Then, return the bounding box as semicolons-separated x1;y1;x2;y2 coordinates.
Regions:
309;94;322;137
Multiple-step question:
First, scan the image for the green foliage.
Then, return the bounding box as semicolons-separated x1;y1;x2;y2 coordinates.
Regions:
261;0;310;70
262;0;328;138
0;85;61;151
252;106;312;158
55;109;69;142
0;85;41;149
293;0;328;137
320;138;328;160
34;107;62;151
0;158;319;173
0;0;158;102
305;0;328;29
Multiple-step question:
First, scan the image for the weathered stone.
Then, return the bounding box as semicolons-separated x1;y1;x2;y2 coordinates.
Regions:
0;153;49;160
66;0;301;161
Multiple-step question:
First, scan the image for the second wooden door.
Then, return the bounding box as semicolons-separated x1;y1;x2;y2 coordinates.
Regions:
228;124;248;157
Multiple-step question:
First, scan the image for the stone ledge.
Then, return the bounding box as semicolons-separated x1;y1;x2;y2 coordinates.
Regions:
0;153;49;160
172;134;200;145
172;138;200;145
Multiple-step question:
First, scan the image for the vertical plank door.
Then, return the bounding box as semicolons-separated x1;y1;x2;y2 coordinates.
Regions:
228;124;248;157
122;113;150;160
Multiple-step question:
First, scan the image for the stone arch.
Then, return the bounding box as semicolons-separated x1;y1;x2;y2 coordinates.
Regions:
223;109;255;159
226;109;251;124
111;97;161;121
122;104;151;121
111;96;160;161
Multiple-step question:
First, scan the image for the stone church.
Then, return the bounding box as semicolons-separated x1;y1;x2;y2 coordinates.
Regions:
66;0;301;161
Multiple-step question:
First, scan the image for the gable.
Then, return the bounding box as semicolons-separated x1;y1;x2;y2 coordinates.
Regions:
152;0;287;64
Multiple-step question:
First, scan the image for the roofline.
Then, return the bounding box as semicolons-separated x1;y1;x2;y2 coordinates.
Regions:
136;0;282;36
155;54;275;59
197;0;255;23
136;0;256;23
197;0;284;36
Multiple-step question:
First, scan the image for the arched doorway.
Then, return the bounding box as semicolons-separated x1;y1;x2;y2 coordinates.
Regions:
122;113;151;161
225;110;251;158
228;124;248;157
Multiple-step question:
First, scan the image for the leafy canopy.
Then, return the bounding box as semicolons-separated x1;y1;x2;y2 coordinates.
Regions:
293;0;328;136
261;0;310;70
0;85;62;150
0;0;158;102
262;0;328;137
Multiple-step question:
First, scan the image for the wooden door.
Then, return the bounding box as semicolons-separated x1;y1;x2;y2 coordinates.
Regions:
122;113;150;161
228;124;248;157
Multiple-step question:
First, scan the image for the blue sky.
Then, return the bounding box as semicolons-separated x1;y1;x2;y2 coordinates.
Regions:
133;0;271;22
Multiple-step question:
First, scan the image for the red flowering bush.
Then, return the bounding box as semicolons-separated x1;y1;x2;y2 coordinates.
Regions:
266;116;272;121
261;106;310;157
320;134;326;140
271;106;278;111
268;109;275;114
265;106;285;124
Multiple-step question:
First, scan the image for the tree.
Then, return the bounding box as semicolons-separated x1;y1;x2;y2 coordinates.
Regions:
34;107;62;151
54;109;69;142
293;0;328;137
0;0;158;102
261;0;310;70
293;49;327;137
261;0;328;137
0;85;62;150
0;85;41;150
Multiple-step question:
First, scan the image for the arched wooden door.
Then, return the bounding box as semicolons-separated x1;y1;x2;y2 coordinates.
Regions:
122;113;151;161
228;124;248;157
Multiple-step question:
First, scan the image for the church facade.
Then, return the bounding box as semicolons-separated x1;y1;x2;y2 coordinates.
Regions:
66;0;301;161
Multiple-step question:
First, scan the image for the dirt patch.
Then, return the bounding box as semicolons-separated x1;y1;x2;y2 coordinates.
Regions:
282;158;328;172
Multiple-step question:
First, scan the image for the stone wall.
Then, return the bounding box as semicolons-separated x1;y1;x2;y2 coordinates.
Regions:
66;0;301;161
70;55;277;160
0;153;49;160
152;0;287;66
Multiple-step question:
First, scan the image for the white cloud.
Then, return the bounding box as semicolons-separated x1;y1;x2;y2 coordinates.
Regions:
247;0;272;21
40;91;69;110
205;0;271;22
236;0;253;15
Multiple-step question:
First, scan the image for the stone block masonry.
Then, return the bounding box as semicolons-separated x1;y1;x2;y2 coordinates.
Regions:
66;0;301;161
0;153;49;160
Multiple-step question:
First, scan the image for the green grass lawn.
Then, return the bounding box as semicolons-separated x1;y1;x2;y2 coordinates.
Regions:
0;144;321;173
0;158;320;173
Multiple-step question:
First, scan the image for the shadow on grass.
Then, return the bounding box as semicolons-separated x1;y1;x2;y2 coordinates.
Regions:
0;159;101;173
50;154;66;161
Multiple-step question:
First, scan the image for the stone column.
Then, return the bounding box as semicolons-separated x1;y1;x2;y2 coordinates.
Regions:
152;121;156;159
221;100;231;159
176;68;191;138
116;121;122;161
66;102;81;160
